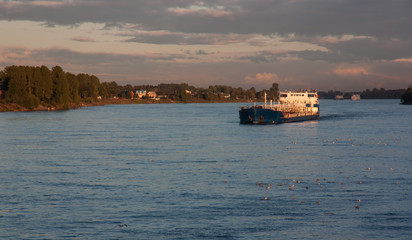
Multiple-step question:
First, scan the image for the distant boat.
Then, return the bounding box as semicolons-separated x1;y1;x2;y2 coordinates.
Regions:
334;94;344;100
239;90;319;124
351;94;361;101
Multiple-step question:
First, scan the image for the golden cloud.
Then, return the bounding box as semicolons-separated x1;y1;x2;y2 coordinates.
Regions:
333;67;369;76
245;72;281;84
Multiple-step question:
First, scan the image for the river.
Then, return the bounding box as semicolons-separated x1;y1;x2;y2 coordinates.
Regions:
0;100;411;239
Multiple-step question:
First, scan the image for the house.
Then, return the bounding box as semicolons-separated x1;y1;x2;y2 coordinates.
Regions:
136;90;146;99
147;91;157;99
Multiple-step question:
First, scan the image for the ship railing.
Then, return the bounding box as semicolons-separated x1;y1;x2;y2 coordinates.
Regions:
240;102;319;111
283;111;319;118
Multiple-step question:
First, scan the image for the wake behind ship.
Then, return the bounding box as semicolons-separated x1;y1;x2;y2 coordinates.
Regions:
239;90;320;124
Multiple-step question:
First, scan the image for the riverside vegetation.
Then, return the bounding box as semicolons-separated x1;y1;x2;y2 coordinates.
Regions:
0;65;280;112
0;65;409;112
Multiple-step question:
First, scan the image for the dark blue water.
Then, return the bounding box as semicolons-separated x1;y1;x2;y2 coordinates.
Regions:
1;100;411;239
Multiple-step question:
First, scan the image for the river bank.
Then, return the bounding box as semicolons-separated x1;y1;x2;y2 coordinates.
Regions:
0;98;253;112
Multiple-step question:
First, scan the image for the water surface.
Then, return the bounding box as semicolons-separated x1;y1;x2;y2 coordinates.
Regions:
1;100;411;239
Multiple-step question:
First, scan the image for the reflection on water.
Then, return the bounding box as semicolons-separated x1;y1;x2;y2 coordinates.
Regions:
0;100;411;239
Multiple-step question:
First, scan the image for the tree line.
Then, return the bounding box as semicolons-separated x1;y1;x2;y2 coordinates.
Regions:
1;65;407;111
0;65;100;109
115;82;279;102
318;88;406;99
0;65;280;109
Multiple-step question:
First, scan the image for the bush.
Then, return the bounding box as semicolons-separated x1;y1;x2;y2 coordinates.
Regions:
17;95;40;110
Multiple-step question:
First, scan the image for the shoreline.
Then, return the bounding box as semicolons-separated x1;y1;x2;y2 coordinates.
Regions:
0;98;254;113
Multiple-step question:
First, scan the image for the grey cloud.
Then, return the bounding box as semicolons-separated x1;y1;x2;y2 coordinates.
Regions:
125;32;252;45
239;53;272;63
0;47;192;72
195;50;208;55
1;0;411;39
241;37;412;64
125;33;186;45
71;36;96;42
2;0;412;90
2;47;199;82
323;38;412;62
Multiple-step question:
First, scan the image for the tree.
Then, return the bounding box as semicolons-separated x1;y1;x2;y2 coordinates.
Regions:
231;87;244;99
67;73;80;104
269;83;279;101
39;65;53;103
52;66;70;108
107;81;120;97
3;66;40;109
246;87;256;99
90;75;100;100
32;66;42;99
98;82;109;99
5;66;27;103
24;66;34;95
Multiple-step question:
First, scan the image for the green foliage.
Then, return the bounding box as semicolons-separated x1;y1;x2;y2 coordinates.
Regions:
1;65;287;107
39;65;53;103
269;83;279;101
18;95;40;110
67;73;80;104
4;66;27;103
245;87;256;99
99;81;120;98
1;65;103;109
52;66;70;108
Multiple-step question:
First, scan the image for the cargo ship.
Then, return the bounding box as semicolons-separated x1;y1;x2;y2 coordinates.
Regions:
239;90;319;124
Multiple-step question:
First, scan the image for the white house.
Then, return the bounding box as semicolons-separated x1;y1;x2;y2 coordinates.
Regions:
147;91;157;99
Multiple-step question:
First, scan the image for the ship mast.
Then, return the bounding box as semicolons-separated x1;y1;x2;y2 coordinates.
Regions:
264;92;267;108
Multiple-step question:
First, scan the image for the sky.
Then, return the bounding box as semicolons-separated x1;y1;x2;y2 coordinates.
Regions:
1;0;411;91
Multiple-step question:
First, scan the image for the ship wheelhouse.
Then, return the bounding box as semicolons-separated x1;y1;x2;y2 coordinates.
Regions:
278;90;319;114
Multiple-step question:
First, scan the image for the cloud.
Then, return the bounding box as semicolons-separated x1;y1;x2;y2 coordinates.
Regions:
167;4;233;17
239;36;412;64
244;72;282;85
195;50;208;55
1;1;66;8
318;38;412;62
0;46;194;69
125;31;252;45
71;36;96;42
333;67;369;76
0;47;33;63
1;0;410;39
393;58;412;63
2;46;411;91
1;0;412;91
239;50;287;63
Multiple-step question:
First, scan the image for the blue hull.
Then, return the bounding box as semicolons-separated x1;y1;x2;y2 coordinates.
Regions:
239;108;319;124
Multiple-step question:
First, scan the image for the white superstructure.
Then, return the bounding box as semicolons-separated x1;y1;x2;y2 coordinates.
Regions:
351;94;360;101
278;90;319;114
